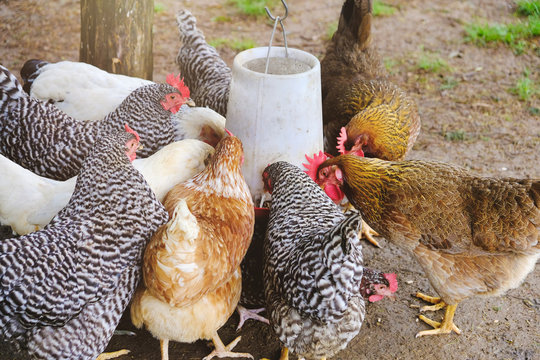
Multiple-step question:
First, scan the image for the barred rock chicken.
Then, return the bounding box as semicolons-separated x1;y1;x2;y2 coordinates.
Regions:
21;59;153;121
131;134;255;360
0;139;213;235
0;127;168;359
317;155;540;337
0;65;223;180
176;9;231;116
262;161;397;359
321;0;420;160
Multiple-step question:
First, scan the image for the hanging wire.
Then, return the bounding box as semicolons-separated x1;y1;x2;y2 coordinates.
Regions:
264;0;289;74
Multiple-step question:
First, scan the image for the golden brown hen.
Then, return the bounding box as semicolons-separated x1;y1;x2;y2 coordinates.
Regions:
317;155;540;337
321;0;420;160
130;134;255;360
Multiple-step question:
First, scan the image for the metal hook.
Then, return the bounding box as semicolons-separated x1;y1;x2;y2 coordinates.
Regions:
264;0;289;73
265;0;288;22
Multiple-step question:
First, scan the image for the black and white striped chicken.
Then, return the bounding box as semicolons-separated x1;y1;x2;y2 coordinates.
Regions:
0;127;168;359
176;9;231;116
0;64;222;180
262;162;397;360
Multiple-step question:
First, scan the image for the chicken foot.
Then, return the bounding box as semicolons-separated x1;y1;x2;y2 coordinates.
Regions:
95;349;130;360
203;333;253;360
343;203;381;247
414;293;461;337
236;304;270;330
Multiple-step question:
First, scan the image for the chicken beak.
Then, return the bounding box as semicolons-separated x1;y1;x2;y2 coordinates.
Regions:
186;98;196;107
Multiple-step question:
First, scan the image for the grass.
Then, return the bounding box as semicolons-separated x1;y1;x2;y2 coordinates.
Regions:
326;21;338;40
443;129;468;142
416;47;450;73
439;76;459;91
464;1;540;54
373;0;397;16
212;15;232;23
153;2;165;13
228;0;280;17
208;37;257;51
510;69;538;101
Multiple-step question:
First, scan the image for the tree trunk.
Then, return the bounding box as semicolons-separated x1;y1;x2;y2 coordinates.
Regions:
80;0;154;80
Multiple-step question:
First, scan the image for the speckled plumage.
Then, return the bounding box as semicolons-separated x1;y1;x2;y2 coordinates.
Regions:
176;9;231;116
0;130;168;360
0;65;188;180
263;162;365;359
321;0;420;159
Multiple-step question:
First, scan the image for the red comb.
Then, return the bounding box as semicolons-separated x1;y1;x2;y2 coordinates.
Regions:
384;273;398;293
303;151;329;182
124;123;140;142
166;73;190;98
337;127;348;155
225;128;234;137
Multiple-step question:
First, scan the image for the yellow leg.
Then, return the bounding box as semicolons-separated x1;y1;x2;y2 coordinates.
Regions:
416;303;461;337
95;349;130;360
416;292;447;312
160;339;169;360
279;347;289;360
360;220;380;247
203;333;253;360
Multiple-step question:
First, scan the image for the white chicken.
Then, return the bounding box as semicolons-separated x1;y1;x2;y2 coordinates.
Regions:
0;139;214;235
21;59;154;121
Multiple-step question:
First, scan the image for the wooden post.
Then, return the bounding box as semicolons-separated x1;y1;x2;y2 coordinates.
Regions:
80;0;154;80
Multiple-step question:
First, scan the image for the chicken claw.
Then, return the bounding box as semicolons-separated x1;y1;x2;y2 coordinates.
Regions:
415;292;446;312
416;303;461;337
236;305;270;330
203;334;253;360
95;349;130;360
360;220;380;247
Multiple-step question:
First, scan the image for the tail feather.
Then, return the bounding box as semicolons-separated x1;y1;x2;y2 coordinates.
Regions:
337;0;373;49
175;9;231;116
20;59;48;94
0;65;25;112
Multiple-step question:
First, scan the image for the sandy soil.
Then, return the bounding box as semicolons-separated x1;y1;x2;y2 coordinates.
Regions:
0;0;539;359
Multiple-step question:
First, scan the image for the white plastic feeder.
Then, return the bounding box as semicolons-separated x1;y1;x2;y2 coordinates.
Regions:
226;46;323;204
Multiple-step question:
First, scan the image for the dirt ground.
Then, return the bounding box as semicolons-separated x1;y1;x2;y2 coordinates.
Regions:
1;0;539;359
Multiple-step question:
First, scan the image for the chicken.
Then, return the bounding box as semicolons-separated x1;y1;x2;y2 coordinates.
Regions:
20;59;153;121
0;64;224;180
130;134;255;360
317;155;540;337
262;161;397;360
0;139;213;235
0;126;168;359
321;0;420;160
176;9;231;116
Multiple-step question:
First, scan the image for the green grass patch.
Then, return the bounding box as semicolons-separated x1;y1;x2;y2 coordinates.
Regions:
212;15;232;23
464;2;540;54
510;69;538;101
373;0;396;16
417;50;450;73
444;129;468;142
153;2;165;13
208;37;257;51
383;57;399;74
326;21;338;40
516;0;540;17
228;0;280;17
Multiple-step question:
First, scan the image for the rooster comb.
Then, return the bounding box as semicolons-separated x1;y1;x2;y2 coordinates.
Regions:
166;73;190;98
336;127;348;155
302;151;329;182
124;123;140;142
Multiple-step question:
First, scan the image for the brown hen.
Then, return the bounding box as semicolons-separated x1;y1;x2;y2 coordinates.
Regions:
130;134;255;360
321;0;420;160
317;155;540;337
